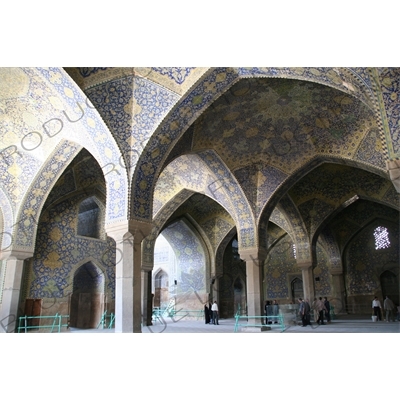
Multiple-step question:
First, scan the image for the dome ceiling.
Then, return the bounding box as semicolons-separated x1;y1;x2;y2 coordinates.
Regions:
192;78;381;174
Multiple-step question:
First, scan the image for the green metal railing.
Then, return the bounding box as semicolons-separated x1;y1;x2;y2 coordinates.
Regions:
234;313;285;332
18;313;69;333
152;307;204;321
97;310;115;329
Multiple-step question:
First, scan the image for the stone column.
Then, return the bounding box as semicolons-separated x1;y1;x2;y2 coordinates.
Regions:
298;261;314;303
106;220;152;333
141;267;153;326
0;250;33;333
240;248;266;325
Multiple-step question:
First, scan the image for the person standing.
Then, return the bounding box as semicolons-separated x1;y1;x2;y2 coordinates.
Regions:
316;297;327;325
304;299;312;326
264;301;270;325
383;296;395;322
311;297;319;324
204;303;211;324
211;301;219;325
272;300;279;324
372;297;382;321
298;298;307;327
324;297;331;323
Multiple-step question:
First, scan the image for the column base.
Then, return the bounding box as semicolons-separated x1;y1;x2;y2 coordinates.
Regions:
239;326;271;332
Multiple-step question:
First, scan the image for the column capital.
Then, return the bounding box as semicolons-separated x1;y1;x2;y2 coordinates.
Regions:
297;261;313;270
0;248;34;261
386;160;400;193
329;268;343;276
239;247;267;263
105;219;153;241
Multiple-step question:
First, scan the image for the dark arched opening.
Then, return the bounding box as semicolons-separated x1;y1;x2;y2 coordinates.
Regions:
70;262;105;329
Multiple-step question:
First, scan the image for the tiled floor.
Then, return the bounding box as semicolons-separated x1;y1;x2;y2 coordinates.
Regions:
67;315;400;333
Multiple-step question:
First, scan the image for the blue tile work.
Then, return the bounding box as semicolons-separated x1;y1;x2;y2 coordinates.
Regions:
161;219;206;294
345;221;399;295
265;235;331;299
348;67;373;92
44;169;77;207
0;149;41;210
377;68;400;157
269;209;291;237
27;195;116;299
0;189;13;250
201;217;233;251
14;141;81;249
234;164;288;221
318;228;342;269
153;154;209;216
277;195;310;261
131;68;381;228
34;67;128;223
164;124;195;167
237;67;375;109
355;127;387;168
151;68;196;85
85;75;134;167
314;244;332;296
86;76;179;175
289;164;397;212
143;190;194;264
298;198;335;239
199;150;255;248
265;235;298;299
262;220;288;251
131;68;238;221
77;68;109;78
330;200;399;251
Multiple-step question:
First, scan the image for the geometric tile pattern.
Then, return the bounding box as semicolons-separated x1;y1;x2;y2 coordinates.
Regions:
86;76;179;177
344;220;399;295
317;228;342;270
289;164;398;212
0;187;14;251
234;164;288;221
161;219;206;294
34;67;128;223
27;195;115;299
329;200;400;252
131;68;381;225
14;140;82;249
277;195;310;261
376;68;400;158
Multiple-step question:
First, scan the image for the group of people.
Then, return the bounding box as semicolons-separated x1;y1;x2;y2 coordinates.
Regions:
372;296;398;322
298;297;331;327
264;300;280;324
204;301;219;325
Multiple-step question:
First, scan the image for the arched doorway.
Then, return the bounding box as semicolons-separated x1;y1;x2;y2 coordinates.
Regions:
70;262;105;329
291;277;303;302
154;270;169;309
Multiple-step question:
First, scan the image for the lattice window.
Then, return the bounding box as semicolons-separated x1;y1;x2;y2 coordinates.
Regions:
292;243;297;259
374;226;390;250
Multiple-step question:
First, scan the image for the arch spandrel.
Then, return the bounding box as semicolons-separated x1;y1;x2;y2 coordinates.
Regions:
130;67;384;227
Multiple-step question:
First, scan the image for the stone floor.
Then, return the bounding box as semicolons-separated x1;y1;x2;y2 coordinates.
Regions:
67;314;400;333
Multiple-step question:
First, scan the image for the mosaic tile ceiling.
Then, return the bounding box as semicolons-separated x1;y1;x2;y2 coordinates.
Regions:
1;68;399;257
192;78;380;173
